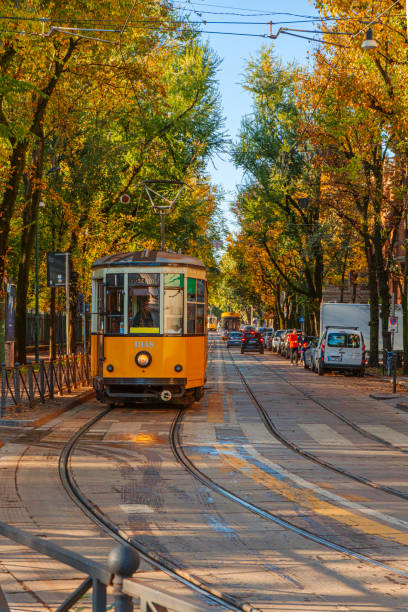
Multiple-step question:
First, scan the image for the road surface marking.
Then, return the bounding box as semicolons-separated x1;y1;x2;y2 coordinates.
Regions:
241;423;282;445
362;425;408;446
299;424;351;446
245;444;408;530
217;445;408;545
120;504;154;514
206;393;224;423
104;423;141;441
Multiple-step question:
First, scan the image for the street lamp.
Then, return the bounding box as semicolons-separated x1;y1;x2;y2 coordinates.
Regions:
361;28;379;50
34;199;46;362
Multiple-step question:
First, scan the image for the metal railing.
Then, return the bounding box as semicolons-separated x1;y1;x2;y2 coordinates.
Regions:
0;520;209;612
1;354;91;416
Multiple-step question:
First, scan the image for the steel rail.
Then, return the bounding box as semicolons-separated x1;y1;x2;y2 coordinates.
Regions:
58;365;255;612
229;349;408;501
170;400;408;578
253;349;408;456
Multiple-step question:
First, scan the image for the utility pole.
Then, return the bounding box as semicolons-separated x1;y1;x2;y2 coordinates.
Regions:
391;292;397;393
34;200;45;362
65;253;70;356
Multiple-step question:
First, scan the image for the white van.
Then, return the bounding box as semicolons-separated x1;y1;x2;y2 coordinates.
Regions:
315;326;365;376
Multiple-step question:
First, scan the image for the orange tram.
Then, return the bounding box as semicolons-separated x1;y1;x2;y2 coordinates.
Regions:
91;250;207;406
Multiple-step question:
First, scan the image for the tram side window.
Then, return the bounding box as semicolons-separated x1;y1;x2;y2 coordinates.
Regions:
105;274;124;334
128;273;160;333
187;278;206;334
164;274;184;335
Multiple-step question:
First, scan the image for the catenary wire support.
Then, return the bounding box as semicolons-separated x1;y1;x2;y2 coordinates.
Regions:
143;180;189;251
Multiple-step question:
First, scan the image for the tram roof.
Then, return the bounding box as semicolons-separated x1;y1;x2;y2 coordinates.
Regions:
92;250;206;270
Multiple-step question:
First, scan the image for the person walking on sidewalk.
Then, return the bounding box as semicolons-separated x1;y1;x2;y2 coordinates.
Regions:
288;329;299;365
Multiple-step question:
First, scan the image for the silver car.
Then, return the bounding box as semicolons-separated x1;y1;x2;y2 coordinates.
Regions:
271;329;285;352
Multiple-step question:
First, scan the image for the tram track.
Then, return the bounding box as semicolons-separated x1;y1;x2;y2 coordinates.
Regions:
254;349;408;457
56;338;408;610
170;405;408;578
58;354;258;612
230;347;408;502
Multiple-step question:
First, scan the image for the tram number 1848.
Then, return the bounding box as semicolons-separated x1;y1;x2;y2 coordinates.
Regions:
135;341;155;349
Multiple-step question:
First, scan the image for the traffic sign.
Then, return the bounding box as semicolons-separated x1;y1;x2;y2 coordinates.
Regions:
389;316;398;332
47;252;69;287
298;317;304;323
120;193;131;204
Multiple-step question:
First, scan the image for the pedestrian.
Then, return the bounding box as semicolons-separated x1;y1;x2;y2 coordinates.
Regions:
300;335;308;365
288;328;299;365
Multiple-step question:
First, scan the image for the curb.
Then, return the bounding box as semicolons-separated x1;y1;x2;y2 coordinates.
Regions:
0;389;95;429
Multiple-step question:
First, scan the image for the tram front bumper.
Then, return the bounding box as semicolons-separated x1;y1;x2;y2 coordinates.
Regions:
94;376;187;401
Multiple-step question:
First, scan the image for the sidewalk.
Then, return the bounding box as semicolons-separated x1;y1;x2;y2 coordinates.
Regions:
0;386;94;431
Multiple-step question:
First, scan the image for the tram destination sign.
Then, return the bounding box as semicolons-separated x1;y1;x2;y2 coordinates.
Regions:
47;252;70;287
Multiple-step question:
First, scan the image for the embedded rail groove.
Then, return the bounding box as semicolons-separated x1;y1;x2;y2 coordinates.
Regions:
59;403;257;611
170;403;408;577
231;348;408;501
252;350;408;455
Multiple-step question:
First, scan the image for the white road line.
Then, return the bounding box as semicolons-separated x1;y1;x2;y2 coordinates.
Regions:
241;423;282;445
362;425;408;446
104;422;142;440
299;423;352;446
244;443;408;531
120;504;154;514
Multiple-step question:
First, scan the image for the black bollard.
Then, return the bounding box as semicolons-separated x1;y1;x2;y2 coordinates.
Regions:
108;544;140;612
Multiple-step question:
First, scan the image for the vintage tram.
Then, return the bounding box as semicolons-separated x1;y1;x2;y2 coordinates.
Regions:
220;312;241;332
91;250;207;405
207;314;218;331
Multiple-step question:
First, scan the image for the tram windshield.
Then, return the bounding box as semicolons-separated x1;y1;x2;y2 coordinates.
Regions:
128;273;160;333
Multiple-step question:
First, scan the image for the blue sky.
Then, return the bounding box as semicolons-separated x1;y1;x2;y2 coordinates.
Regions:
178;0;318;229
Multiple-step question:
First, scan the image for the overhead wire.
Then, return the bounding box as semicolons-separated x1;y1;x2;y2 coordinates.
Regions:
285;0;405;155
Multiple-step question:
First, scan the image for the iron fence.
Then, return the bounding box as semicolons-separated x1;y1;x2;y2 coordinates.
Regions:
1;353;91;416
26;311;91;354
0;520;209;612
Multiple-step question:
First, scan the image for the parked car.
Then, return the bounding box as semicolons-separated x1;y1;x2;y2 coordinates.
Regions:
266;332;276;350
227;331;243;347
241;331;265;354
263;330;274;346
314;326;365;376
278;330;290;355
271;329;284;352
258;327;274;336
302;336;319;369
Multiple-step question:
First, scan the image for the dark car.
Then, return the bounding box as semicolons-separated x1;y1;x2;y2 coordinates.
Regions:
302;336;319;369
241;331;265;354
227;331;243;347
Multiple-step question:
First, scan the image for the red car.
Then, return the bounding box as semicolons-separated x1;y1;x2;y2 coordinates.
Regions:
241;330;265;354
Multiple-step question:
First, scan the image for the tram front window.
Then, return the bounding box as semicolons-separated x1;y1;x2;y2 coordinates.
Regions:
164;274;184;335
105;274;124;334
128;273;159;333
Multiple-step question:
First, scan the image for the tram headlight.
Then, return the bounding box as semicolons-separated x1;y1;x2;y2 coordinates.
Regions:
106;364;114;373
174;364;183;373
135;351;152;368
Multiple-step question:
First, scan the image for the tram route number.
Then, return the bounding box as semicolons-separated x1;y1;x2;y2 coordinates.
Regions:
135;341;155;349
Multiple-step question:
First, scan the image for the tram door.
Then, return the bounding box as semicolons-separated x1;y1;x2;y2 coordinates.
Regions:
96;280;105;377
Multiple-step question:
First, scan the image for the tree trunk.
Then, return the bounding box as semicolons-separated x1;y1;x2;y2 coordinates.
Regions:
0;142;28;286
15;139;44;364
